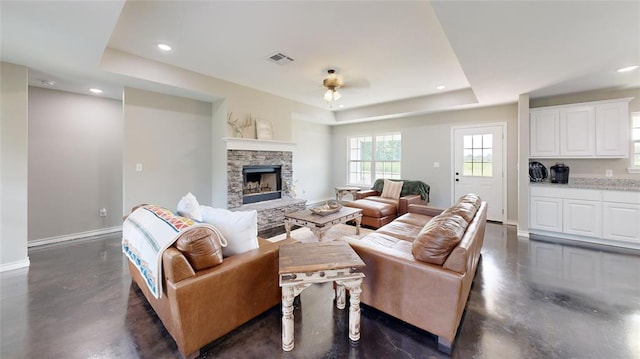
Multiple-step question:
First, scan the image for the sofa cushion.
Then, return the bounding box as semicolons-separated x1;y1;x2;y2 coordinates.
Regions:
345;199;396;217
176;192;203;222
412;213;468;265
175;226;224;271
200;206;259;257
376;221;423;243
457;193;482;209
381;179;404;199
394;212;434;228
443;202;478;223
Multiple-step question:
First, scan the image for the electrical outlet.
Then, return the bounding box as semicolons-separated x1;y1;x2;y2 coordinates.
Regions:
433;162;440;168
605;169;613;177
99;208;107;217
135;163;143;172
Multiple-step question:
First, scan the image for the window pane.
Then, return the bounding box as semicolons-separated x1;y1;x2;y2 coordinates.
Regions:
483;134;493;149
632;129;640;141
484;149;493;162
463;162;473;176
483;162;493;176
473;162;483;175
463;135;473;149
463;149;473;162
473;135;482;148
473;149;483;162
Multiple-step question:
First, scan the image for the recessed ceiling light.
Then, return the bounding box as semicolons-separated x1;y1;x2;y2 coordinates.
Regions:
338;104;345;108
617;65;639;73
157;43;172;51
436;85;446;90
89;88;103;94
40;80;55;86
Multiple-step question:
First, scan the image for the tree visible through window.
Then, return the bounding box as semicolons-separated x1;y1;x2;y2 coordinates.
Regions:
348;133;401;185
463;134;493;177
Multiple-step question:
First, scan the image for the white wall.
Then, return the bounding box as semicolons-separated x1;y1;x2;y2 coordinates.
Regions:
0;62;29;271
331;104;519;222
292;119;333;204
123;87;214;212
27;87;123;241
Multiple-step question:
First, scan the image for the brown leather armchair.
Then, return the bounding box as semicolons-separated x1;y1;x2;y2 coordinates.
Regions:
345;179;429;228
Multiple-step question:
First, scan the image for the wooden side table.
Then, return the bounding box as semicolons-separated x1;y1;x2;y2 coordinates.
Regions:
278;241;365;351
335;186;362;203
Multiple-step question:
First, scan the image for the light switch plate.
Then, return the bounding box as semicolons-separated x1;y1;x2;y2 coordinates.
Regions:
605;169;613;177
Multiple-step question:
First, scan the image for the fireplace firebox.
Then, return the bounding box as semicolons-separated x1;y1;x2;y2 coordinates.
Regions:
242;165;282;204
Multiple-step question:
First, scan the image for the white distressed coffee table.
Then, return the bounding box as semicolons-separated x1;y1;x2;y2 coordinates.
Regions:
284;207;362;241
278;241;365;351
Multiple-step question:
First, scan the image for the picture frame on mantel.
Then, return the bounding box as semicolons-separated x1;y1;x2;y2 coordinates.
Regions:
255;118;273;140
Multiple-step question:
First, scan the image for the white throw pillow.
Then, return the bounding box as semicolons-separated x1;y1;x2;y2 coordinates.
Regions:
200;206;259;257
380;179;404;199
176;192;203;222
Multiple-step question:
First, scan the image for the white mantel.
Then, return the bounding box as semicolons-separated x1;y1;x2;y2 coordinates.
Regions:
223;137;296;152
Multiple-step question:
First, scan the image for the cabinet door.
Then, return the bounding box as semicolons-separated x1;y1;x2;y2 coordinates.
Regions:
602;202;640;243
530;196;562;231
530;110;559;157
563;199;601;238
560;106;595;156
596;102;629;157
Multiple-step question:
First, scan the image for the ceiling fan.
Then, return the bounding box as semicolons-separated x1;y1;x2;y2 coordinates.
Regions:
322;69;343;102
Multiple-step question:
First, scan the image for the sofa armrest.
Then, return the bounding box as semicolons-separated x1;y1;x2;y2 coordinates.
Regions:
398;194;422;215
163;247;197;283
408;204;444;217
355;190;378;200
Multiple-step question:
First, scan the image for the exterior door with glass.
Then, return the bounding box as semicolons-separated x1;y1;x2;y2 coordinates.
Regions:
453;124;505;222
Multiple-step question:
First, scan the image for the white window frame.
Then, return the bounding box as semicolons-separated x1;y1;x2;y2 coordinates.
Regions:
629;111;640;174
347;132;401;186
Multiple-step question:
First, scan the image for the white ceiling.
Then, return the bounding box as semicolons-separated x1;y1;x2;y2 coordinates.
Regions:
1;1;639;123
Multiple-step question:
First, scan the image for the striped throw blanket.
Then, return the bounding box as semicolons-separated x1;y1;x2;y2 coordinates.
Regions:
122;205;215;299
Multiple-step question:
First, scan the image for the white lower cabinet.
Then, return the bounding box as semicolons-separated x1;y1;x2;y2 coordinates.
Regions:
530;196;562;232
602;191;640;244
530;186;640;248
563;199;601;238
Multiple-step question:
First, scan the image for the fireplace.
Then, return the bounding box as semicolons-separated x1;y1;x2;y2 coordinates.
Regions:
242;165;282;204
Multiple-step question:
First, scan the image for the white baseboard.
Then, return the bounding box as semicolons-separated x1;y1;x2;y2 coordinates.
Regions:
517;229;530;238
0;258;30;272
28;226;121;247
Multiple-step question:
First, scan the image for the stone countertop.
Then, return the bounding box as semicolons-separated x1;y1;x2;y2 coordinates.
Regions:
530;177;640;192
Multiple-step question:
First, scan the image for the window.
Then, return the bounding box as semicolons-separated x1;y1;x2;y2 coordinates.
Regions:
348;133;401;185
631;112;640;170
462;134;493;177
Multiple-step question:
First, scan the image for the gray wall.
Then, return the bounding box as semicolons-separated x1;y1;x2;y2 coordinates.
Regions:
27;87;123;241
123;87;214;212
331;104;519;223
0;62;29;269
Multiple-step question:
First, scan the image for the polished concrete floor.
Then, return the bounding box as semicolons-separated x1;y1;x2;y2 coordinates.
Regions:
2;223;640;358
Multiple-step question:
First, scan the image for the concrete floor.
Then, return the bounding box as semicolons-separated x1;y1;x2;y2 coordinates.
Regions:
1;223;639;358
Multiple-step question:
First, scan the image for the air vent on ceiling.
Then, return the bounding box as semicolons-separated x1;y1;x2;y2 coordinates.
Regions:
268;52;294;65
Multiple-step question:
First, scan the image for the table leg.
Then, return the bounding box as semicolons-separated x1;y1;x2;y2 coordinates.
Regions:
337;278;363;342
355;215;362;235
281;283;311;351
281;286;296;351
310;227;328;241
285;220;292;240
335;283;346;309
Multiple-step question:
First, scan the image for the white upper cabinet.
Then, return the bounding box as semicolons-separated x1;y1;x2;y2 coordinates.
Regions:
560;106;595;157
596;102;629;157
530;98;632;158
530;110;560;157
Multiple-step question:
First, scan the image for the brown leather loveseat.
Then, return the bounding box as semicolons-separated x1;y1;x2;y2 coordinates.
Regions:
124;206;294;358
343;194;486;354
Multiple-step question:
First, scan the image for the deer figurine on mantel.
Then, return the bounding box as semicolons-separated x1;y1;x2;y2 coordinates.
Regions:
227;112;254;138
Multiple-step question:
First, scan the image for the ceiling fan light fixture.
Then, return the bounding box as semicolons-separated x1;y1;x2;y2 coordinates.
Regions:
322;69;343;102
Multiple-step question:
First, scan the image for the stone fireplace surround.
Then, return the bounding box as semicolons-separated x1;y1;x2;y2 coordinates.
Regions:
226;143;306;231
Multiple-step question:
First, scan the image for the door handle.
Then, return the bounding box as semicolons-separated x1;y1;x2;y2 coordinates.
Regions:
455;179;459;182
455;172;459;175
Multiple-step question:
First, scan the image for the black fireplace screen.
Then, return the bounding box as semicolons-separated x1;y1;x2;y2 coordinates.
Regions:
242;165;282;204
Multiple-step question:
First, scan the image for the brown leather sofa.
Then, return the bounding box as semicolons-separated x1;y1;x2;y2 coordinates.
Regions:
345;179;429;228
127;227;294;358
343;194;487;354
